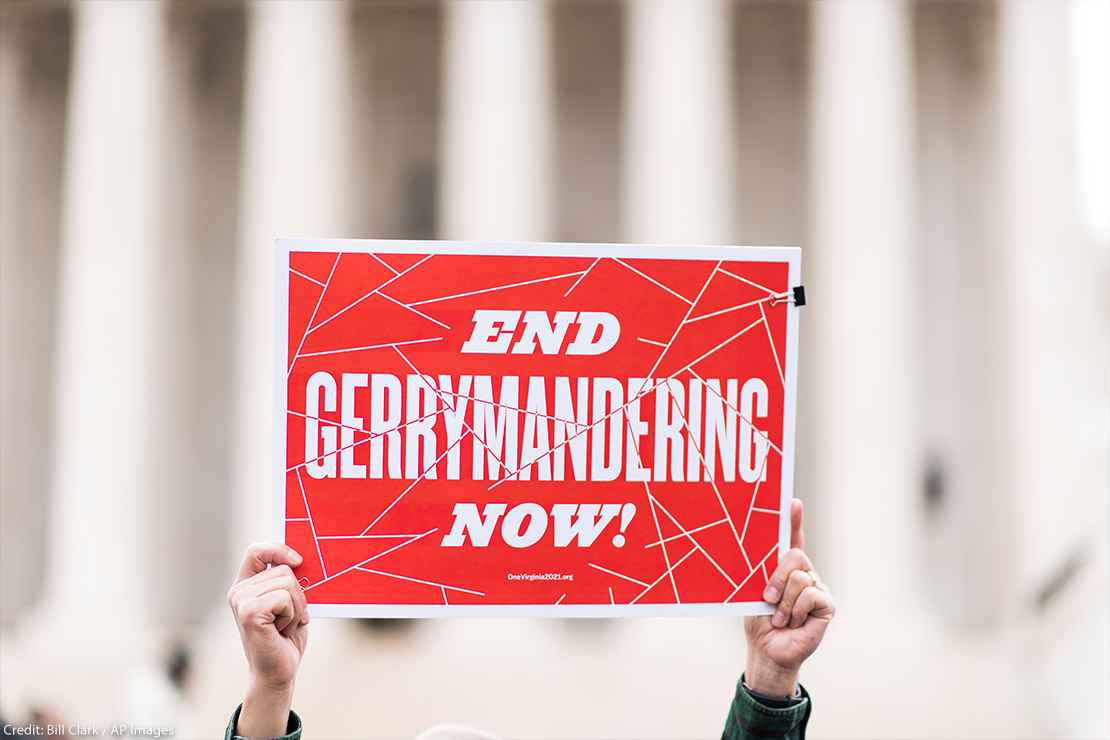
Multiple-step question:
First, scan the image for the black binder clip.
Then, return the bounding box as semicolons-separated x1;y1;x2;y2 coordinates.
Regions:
770;285;806;306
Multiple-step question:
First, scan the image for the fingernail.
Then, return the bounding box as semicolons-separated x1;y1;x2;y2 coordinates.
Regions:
288;547;303;564
764;585;779;602
772;611;786;628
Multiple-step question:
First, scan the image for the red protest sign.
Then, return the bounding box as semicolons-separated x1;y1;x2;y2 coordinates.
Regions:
277;240;801;617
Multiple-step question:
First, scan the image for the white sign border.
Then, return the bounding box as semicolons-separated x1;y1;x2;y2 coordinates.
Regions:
274;238;801;618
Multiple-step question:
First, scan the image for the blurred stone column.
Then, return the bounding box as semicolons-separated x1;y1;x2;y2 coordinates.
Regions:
150;1;247;628
551;0;624;243
348;1;443;240
231;0;354;553
732;3;809;246
13;0;170;721
808;1;919;604
622;0;735;243
998;0;1107;607
0;3;69;628
440;0;552;240
997;2;1110;734
912;1;1018;627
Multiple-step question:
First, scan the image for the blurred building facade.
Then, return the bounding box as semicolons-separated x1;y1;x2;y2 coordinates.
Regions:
1;1;1107;738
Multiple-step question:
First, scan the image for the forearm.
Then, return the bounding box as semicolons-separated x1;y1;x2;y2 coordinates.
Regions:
237;681;294;739
744;656;799;700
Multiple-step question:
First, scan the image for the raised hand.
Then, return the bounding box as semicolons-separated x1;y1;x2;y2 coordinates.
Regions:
743;500;835;698
227;543;309;738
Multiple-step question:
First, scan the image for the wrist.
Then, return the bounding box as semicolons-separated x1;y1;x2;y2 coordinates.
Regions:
238;678;294;739
744;657;799;700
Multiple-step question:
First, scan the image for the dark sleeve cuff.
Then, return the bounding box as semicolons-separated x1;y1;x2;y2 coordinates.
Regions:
225;703;302;740
722;677;811;739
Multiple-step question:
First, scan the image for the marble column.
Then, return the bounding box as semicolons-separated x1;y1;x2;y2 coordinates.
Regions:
912;0;1012;627
808;0;919;606
16;0;171;722
621;0;735;244
440;0;552;240
997;2;1110;734
0;1;69;629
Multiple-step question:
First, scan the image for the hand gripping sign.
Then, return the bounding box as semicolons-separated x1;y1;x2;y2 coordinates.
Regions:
276;240;802;617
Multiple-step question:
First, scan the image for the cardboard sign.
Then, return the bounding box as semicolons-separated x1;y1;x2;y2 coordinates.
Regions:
276;240;801;617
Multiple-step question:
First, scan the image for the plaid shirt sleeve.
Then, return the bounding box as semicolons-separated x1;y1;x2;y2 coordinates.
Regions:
220;681;801;740
721;679;812;740
225;704;302;740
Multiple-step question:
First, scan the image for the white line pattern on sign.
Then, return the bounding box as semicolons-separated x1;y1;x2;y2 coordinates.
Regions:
298;336;442;358
563;256;600;297
303;528;437;592
586;563;650;588
379;291;450;329
408;270;586;307
354;567;485;597
287;254;341;378
291;268;326;287
760;301;786;388
308;254;434;335
612;258;694;305
296;467;328;579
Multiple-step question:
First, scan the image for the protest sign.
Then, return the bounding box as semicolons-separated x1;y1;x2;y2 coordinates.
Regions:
277;239;801;616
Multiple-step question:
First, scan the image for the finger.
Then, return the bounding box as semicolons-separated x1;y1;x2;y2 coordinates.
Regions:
289;619;310;657
271;590;297;634
773;568;814;628
762;547;812;603
282;573;310;629
236;542;303;583
274;597;295;634
242;566;309;628
280;611;307;639
266;569;309;630
790;498;805;550
789;585;836;629
233;564;298;600
242;589;295;634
